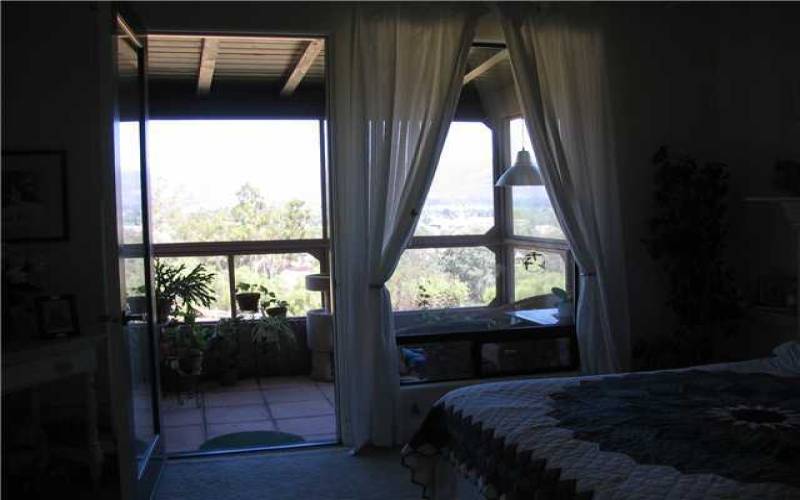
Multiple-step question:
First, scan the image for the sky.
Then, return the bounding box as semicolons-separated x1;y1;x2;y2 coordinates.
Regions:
120;119;497;211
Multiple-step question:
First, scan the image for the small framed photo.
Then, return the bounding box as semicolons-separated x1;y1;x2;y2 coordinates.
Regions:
2;150;69;242
36;295;79;339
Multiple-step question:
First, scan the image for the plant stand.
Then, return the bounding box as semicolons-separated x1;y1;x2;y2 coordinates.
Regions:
164;357;203;408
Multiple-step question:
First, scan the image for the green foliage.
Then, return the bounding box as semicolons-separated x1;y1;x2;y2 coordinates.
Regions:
388;247;493;311
208;317;242;369
440;247;495;303
257;285;288;311
162;322;212;352
141;259;217;320
251;315;295;349
152;181;322;317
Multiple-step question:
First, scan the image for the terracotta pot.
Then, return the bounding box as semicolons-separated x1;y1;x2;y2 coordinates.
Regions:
157;298;172;324
236;292;261;312
267;306;287;318
126;295;147;315
178;348;204;375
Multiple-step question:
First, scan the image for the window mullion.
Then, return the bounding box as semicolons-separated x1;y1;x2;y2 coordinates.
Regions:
227;254;236;318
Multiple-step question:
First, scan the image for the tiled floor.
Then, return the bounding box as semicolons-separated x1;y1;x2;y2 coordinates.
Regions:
162;376;336;453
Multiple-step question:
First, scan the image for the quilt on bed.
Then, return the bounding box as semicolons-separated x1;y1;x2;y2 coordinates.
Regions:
401;346;800;499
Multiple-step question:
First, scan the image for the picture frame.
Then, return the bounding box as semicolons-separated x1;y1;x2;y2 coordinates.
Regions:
2;150;69;242
36;295;79;339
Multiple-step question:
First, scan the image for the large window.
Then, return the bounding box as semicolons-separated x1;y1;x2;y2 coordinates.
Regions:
390;119;571;318
136;119;328;320
394;119;576;384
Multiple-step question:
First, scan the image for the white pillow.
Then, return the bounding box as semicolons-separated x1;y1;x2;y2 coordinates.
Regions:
771;340;800;373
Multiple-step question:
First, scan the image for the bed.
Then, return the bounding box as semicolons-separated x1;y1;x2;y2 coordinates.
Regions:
402;341;800;499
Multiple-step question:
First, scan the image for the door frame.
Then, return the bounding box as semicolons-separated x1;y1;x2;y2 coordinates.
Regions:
102;5;165;499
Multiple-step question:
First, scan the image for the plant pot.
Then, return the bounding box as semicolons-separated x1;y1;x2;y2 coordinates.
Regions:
219;367;239;386
236;292;261;313
267;306;287;318
178;348;204;375
126;295;148;315
157;298;173;324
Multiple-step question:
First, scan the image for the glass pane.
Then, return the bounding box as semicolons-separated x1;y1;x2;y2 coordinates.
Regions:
157;256;230;321
118;35;143;246
149;120;323;243
509;118;565;240
415;122;494;236
398;342;474;383
122;257;156;458
481;338;573;375
388;247;496;311
233;253;321;317
513;248;567;304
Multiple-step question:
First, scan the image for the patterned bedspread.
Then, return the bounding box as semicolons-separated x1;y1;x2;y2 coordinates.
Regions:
402;344;800;499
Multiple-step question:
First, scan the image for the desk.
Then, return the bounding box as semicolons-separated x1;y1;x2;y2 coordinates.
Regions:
2;336;105;485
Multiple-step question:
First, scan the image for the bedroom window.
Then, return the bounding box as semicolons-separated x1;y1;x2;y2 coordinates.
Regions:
394;117;577;384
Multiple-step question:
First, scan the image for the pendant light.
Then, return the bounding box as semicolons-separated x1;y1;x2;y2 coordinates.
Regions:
496;124;544;187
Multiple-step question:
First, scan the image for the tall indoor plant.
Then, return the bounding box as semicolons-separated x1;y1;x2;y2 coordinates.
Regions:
638;147;742;368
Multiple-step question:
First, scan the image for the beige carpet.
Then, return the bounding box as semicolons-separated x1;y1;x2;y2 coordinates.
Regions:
155;446;421;500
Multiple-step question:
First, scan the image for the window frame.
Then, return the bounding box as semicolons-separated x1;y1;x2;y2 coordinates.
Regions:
503;116;574;303
396;117;574;314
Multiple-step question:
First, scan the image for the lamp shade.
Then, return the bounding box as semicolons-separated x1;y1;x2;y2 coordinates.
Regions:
495;149;544;187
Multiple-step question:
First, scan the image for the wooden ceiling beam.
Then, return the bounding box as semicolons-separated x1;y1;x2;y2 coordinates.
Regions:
280;39;323;97
149;34;319;43
463;49;509;86
197;37;220;95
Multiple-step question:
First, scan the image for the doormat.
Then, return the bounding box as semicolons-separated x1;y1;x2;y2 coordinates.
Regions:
198;431;305;451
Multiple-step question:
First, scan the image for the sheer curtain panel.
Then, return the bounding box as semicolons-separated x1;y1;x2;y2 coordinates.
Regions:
330;3;478;448
500;4;631;374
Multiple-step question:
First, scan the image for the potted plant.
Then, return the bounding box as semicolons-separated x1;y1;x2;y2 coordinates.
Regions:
139;259;216;323
162;319;209;376
126;293;148;317
259;285;289;317
251;314;295;376
209;316;242;386
235;282;261;313
638;147;742;368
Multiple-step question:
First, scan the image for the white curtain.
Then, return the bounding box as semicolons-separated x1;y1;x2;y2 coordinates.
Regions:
500;4;631;373
330;4;477;448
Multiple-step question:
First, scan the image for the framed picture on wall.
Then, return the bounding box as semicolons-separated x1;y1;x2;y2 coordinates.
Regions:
36;295;79;339
2;150;69;242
